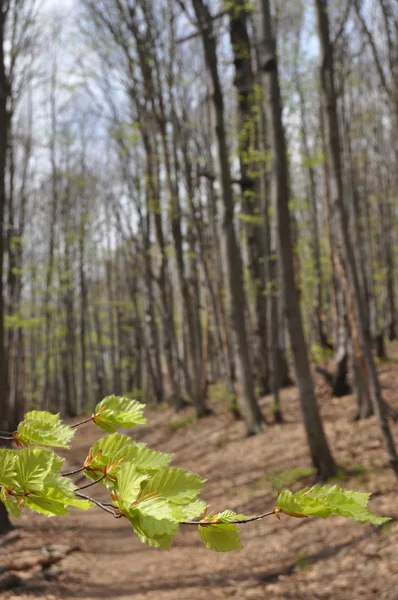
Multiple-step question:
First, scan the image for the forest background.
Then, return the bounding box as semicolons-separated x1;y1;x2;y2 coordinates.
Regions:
0;0;397;555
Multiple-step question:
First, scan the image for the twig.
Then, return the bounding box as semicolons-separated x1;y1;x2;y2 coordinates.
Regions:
180;510;276;525
62;466;85;477
71;415;95;429
74;491;122;518
77;475;106;491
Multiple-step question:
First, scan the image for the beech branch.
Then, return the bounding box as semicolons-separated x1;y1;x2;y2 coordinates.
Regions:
180;510;276;525
76;475;106;491
74;491;122;518
71;415;95;429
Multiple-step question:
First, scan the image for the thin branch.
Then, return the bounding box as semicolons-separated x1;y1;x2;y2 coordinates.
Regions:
0;435;14;441
353;0;392;98
333;0;352;46
176;10;226;43
180;510;276;525
62;466;85;477
74;491;122;518
71;415;95;429
0;430;15;436
76;475;106;491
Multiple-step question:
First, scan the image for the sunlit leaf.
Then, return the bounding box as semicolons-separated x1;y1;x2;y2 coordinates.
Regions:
116;462;148;510
0;449;17;486
198;523;243;552
142;467;205;505
277;485;390;525
14;448;55;492
25;473;92;516
93;396;147;432
17;411;74;448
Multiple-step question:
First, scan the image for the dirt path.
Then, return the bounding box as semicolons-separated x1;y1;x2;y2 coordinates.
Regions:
3;364;398;599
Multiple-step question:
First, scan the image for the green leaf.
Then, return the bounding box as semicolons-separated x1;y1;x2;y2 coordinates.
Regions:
84;433;133;481
25;473;92;516
210;509;253;523
277;485;391;525
93;396;147;432
117;462;149;510
0;489;22;517
0;449;17;486
90;433;133;461
131;496;185;521
182;499;207;520
51;454;65;473
86;434;171;482
14;448;55;492
142;468;205;505
17;411;74;448
198;523;243;552
129;513;179;549
115;443;171;475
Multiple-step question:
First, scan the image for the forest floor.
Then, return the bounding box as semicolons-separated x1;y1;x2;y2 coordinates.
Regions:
3;350;398;599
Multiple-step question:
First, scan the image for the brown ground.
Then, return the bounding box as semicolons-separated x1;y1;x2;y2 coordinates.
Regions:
2;354;398;599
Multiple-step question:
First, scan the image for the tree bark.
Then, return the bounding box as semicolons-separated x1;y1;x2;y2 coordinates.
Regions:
192;0;266;434
255;0;338;478
314;0;398;475
227;0;269;394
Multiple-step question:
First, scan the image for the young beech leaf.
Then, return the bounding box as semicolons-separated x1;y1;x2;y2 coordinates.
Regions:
90;432;133;463
14;448;55;492
198;523;243;552
0;449;17;486
83;433;133;482
129;513;179;549
129;496;185;521
25;473;92;516
277;485;391;525
141;467;206;505
0;490;22;517
84;436;171;493
51;454;65;473
182;499;208;520
116;462;149;509
134;514;180;539
93;396;147;432
114;443;172;475
210;509;254;523
17;410;74;448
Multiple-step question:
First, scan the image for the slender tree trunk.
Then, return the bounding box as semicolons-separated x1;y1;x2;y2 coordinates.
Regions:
255;0;337;477
192;0;266;434
41;61;58;411
78;201;87;415
228;0;269;394
293;33;329;349
314;0;398;475
0;5;11;533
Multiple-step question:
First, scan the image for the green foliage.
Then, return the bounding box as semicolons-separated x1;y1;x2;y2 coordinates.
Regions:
0;400;390;553
276;485;390;525
17;411;75;448
199;523;242;552
93;396;147;432
0;447;91;517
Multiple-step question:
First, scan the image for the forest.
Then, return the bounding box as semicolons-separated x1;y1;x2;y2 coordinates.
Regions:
0;0;398;598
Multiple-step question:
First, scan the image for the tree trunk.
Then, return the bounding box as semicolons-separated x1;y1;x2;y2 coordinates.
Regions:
314;0;398;475
0;5;11;535
255;0;338;478
192;0;266;434
228;0;269;394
